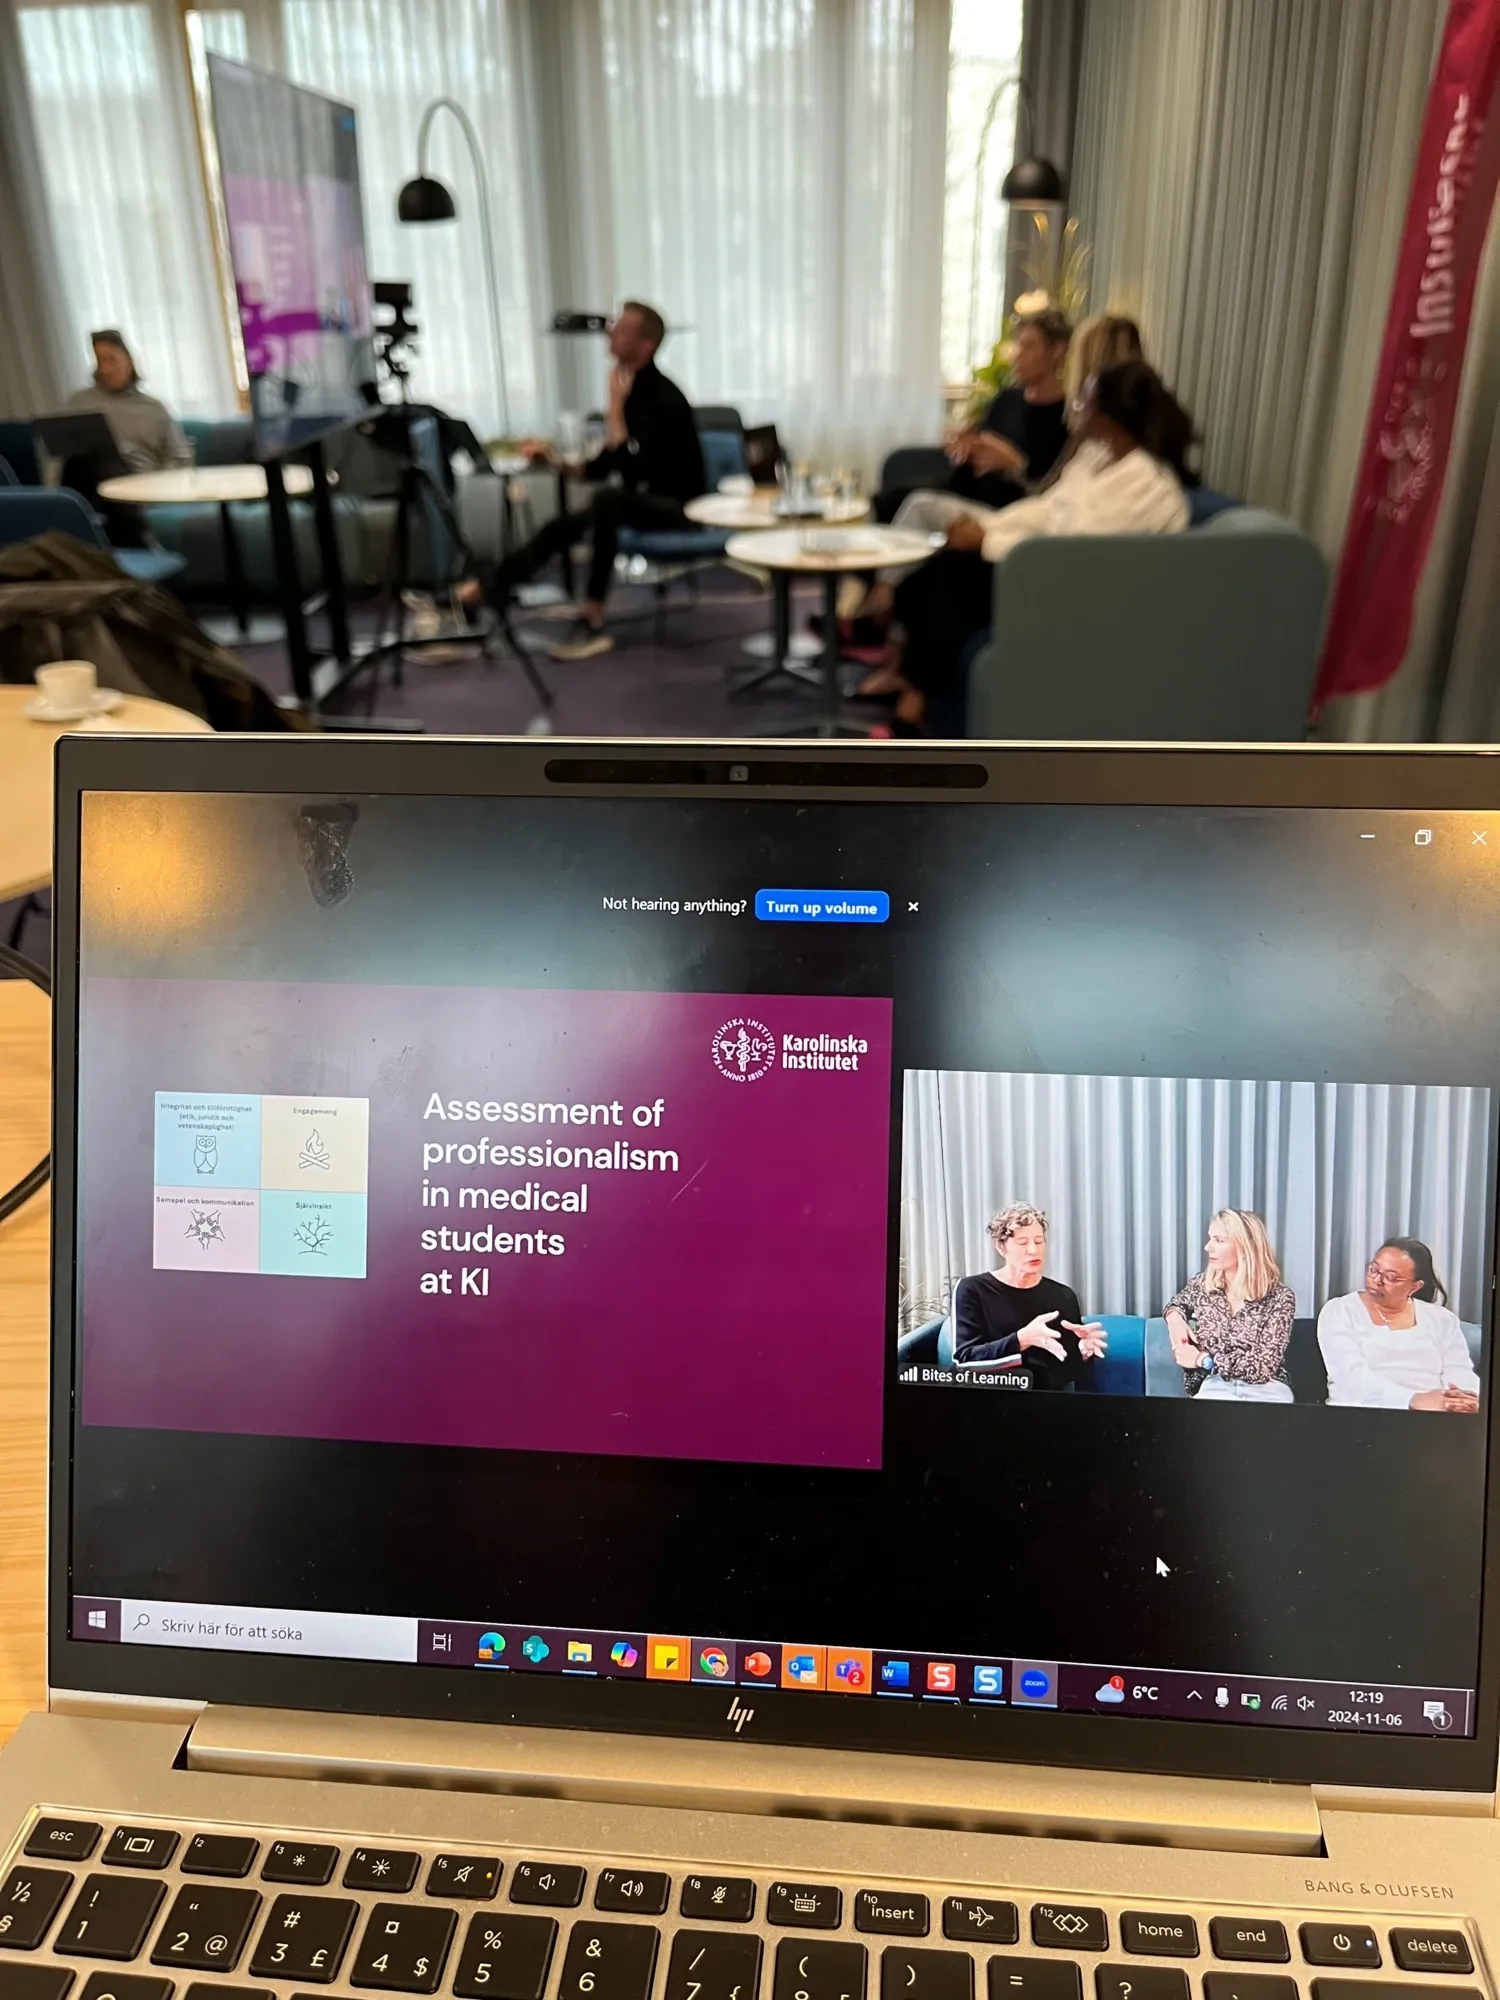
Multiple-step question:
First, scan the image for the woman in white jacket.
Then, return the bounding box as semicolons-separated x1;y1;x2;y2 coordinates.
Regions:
889;360;1195;732
1318;1237;1480;1412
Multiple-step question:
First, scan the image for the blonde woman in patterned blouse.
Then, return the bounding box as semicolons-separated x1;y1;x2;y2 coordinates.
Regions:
1164;1209;1296;1402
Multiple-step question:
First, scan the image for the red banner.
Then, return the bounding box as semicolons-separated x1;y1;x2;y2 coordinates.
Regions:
1314;0;1500;711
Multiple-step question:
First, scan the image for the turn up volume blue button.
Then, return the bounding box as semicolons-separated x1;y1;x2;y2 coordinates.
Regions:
755;889;890;923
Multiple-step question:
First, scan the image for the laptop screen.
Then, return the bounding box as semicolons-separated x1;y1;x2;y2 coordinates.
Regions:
58;764;1498;1780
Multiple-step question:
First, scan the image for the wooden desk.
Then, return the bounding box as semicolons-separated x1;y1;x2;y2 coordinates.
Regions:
0;976;51;1747
0;685;212;905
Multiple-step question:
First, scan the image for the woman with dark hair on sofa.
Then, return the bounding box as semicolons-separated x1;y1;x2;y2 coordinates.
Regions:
1164;1209;1295;1402
885;361;1196;733
951;1202;1107;1393
1318;1237;1480;1412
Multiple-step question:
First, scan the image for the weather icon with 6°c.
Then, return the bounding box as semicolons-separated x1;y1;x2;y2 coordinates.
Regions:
1095;1674;1126;1706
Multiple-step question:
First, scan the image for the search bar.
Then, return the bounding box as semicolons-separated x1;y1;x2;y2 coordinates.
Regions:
120;1598;417;1662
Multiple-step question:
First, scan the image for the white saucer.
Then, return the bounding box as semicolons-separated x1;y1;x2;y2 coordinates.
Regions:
24;688;124;723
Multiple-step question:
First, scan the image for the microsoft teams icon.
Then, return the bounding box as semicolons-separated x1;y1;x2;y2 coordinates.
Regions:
879;1658;911;1690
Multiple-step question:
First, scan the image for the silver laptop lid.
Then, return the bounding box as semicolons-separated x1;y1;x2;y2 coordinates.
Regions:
47;738;1500;1794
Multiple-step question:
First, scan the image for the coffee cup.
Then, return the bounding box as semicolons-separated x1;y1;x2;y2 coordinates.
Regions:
35;660;98;713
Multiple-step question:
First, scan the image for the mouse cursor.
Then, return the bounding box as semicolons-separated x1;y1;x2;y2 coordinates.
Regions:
1155;1557;1171;1577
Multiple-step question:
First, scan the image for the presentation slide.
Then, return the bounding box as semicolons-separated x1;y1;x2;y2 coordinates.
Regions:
80;979;893;1469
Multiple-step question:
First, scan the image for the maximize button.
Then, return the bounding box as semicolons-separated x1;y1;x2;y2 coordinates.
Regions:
1390;1932;1474;1976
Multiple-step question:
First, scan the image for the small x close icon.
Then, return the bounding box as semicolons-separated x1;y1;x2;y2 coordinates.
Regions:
1473;831;1488;846
907;900;919;912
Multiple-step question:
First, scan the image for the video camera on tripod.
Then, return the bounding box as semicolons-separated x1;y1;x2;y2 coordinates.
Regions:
373;279;419;398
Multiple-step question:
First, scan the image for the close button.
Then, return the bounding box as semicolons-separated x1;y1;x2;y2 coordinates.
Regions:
1300;1928;1380;1969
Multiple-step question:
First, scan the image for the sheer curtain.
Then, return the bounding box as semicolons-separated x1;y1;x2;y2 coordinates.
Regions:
8;0;237;417
900;1070;1495;1332
587;0;950;477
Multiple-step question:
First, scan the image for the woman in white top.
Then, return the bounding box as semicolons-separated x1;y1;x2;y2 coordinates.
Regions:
890;361;1194;732
1318;1237;1480;1412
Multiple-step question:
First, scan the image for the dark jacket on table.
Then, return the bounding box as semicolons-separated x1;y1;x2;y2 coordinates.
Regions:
589;360;706;506
0;534;305;731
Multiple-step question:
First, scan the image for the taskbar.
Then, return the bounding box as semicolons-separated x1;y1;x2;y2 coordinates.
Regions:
413;1622;1473;1736
69;1596;1473;1737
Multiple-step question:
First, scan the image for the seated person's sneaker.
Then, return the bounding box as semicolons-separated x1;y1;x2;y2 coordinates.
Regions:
549;619;614;661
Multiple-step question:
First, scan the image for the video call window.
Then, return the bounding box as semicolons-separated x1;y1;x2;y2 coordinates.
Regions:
898;1068;1491;1412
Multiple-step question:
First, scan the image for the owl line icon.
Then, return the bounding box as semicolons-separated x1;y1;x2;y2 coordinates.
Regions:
193;1133;219;1176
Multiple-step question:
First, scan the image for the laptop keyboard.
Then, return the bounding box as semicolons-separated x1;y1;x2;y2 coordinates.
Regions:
0;1816;1483;2000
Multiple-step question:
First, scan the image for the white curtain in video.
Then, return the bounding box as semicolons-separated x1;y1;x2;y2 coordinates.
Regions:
900;1072;1495;1331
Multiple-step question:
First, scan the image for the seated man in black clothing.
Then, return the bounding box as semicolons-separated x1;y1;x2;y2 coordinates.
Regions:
873;309;1073;530
488;301;706;660
849;310;1071;677
950;1202;1107;1393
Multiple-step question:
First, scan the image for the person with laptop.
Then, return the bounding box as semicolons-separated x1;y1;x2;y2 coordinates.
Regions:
484;301;706;661
1164;1209;1296;1401
1319;1237;1482;1411
950;1202;1108;1390
63;329;193;474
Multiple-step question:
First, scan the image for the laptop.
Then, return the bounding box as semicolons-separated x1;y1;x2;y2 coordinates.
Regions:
5;736;1499;2000
30;412;129;472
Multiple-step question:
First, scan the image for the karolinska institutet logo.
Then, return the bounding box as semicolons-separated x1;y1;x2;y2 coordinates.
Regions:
712;1016;871;1080
713;1017;777;1082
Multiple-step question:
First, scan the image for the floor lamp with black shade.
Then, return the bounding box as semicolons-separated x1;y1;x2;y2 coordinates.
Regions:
966;72;1068;370
397;97;512;437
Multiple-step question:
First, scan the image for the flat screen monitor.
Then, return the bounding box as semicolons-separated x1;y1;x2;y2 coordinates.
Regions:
47;739;1500;1796
207;54;376;460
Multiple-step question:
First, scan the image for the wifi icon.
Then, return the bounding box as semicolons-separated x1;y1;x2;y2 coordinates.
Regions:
1271;1694;1290;1712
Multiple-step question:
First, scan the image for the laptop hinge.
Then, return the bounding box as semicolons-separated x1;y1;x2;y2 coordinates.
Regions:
186;1705;1324;1856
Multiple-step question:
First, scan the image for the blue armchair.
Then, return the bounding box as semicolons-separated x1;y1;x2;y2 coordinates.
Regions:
0;485;186;588
615;424;749;643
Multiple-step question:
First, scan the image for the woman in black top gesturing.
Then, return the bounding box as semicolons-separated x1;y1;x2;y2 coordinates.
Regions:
950;1203;1108;1391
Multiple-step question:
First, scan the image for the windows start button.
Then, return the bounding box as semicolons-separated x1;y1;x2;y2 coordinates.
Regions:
754;889;890;923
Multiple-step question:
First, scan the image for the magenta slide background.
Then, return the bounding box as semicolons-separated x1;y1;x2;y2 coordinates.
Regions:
78;980;894;1469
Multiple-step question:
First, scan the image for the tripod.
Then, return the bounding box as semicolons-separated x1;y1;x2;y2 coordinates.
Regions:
360;410;554;724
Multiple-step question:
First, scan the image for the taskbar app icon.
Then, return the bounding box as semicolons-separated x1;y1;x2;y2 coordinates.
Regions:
692;1641;734;1684
781;1645;826;1691
828;1647;873;1694
737;1642;781;1684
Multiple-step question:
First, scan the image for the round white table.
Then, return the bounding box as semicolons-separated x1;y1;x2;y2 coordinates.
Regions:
685;489;871;532
98;464;315;640
723;526;937;737
688;489;873;692
0;684;211;909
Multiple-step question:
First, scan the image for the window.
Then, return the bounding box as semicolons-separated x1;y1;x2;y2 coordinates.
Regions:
939;0;1025;389
18;0;236;415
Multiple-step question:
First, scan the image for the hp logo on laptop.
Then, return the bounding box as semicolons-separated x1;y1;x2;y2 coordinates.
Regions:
726;1697;755;1734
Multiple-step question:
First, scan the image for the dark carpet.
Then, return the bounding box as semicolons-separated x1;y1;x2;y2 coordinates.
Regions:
237;570;883;738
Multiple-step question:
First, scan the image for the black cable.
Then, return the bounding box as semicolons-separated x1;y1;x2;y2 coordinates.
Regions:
0;940;51;1225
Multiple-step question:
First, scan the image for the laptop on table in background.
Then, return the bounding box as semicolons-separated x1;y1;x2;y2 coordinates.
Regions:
5;738;1499;2000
